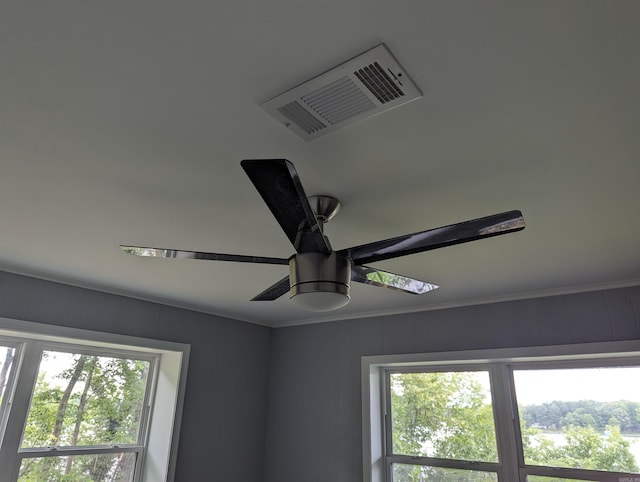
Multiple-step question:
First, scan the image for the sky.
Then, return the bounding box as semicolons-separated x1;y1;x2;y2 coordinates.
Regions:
511;366;640;406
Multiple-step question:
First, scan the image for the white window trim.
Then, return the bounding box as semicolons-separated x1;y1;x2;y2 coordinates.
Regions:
0;317;190;482
362;340;640;482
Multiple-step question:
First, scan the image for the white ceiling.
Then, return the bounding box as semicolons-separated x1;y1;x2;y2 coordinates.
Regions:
2;1;639;327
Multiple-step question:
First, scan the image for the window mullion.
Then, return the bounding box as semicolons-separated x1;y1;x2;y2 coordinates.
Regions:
0;340;44;482
133;355;158;482
489;363;521;482
140;355;159;446
383;369;393;482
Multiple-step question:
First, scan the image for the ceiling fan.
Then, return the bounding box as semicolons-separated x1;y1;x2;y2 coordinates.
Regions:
121;159;525;311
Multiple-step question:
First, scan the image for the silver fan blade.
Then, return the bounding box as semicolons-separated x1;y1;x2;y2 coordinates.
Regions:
120;246;289;265
351;265;438;294
251;276;291;301
342;210;525;265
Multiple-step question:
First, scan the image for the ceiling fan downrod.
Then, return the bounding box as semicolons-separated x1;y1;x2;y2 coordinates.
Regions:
307;195;341;233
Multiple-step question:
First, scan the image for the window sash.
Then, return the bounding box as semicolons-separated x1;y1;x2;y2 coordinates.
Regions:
0;337;159;481
19;444;142;458
24;344;158;450
510;359;640;482
380;352;640;482
15;447;142;482
384;364;509;480
386;453;501;472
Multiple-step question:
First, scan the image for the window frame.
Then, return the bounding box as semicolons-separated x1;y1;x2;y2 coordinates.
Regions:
15;342;157;481
362;340;640;482
0;317;189;482
0;339;22;447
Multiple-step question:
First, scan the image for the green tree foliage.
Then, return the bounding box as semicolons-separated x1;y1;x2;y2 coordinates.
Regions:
522;400;640;433
391;372;498;461
523;424;638;474
391;372;497;481
18;352;149;481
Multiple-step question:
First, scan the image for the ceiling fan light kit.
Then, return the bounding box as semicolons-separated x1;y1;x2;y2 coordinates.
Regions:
121;159;525;312
289;252;351;311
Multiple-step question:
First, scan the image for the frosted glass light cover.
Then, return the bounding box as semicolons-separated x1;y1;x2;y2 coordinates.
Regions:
290;291;350;311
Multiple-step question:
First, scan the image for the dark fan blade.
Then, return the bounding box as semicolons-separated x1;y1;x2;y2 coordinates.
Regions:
241;159;331;254
251;275;291;301
120;246;289;265
351;265;439;294
342;210;525;265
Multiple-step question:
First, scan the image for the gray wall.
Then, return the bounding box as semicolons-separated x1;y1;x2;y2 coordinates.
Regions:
0;270;272;482
263;286;640;482
2;268;639;482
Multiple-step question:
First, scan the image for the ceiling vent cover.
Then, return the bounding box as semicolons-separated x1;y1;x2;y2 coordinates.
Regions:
261;44;422;141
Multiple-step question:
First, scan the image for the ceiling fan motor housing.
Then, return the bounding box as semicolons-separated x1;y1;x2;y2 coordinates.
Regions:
289;252;351;311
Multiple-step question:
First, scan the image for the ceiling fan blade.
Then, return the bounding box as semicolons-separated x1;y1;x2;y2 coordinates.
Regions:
351;265;439;294
342;210;525;265
251;275;291;301
120;245;289;265
241;159;331;254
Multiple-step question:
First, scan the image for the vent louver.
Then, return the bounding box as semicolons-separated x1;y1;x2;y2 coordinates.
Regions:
261;44;421;140
354;62;405;104
278;101;327;134
301;77;376;125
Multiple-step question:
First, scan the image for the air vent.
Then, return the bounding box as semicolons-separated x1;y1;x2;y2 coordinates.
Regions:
261;44;421;141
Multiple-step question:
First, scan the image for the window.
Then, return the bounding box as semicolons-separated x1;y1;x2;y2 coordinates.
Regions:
363;341;640;482
0;318;189;482
18;348;153;481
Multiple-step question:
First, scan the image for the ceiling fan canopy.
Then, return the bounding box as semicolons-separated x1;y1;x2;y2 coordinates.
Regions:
121;159;525;311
